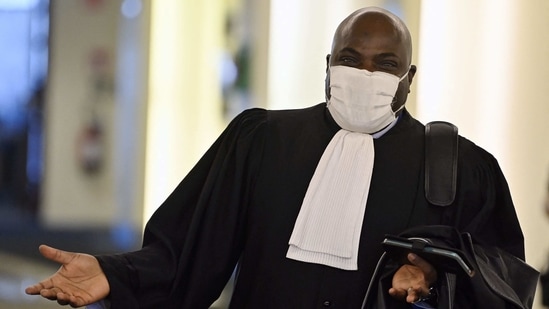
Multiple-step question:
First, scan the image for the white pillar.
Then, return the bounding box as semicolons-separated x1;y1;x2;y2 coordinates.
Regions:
144;0;226;223
266;0;387;110
113;0;151;247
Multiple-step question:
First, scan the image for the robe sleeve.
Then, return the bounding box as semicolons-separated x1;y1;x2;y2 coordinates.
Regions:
96;108;268;309
451;137;525;260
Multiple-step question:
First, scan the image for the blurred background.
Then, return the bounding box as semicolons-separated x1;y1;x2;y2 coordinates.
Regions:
1;0;549;308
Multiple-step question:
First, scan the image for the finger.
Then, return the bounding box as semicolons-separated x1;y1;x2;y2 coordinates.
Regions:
40;287;63;300
57;292;79;306
25;283;45;295
406;292;418;303
39;244;76;265
407;253;437;285
69;295;88;308
388;287;407;299
405;287;420;303
407;253;430;270
26;279;55;295
56;293;71;306
53;292;85;308
48;290;89;308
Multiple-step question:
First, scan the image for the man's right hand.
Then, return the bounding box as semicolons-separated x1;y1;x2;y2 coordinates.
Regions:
25;245;110;307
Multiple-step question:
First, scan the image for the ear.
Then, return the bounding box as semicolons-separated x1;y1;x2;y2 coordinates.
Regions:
408;65;417;85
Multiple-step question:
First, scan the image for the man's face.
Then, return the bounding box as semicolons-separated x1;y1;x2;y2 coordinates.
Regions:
327;12;415;111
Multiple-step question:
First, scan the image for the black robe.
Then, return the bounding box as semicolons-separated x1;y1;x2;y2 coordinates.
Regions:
97;103;525;309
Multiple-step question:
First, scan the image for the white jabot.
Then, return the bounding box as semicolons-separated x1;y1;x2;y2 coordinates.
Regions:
286;129;375;270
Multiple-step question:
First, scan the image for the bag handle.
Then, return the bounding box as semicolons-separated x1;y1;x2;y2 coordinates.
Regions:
425;121;459;206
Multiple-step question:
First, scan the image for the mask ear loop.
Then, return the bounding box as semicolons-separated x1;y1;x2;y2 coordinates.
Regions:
391;101;406;115
398;65;412;81
391;65;412;112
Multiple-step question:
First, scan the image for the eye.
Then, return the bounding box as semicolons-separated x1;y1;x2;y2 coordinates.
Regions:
376;61;399;73
380;61;398;69
338;56;358;65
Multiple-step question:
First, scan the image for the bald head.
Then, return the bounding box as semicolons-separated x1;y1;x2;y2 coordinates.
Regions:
326;7;416;111
331;7;413;66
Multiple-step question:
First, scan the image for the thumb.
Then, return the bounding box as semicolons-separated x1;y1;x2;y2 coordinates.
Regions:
407;253;429;270
408;253;437;284
39;244;76;265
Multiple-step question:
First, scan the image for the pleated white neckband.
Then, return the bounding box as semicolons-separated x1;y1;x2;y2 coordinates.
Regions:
286;129;375;270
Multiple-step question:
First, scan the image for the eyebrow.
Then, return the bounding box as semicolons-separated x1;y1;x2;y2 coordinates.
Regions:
376;52;400;59
338;47;362;56
338;47;400;60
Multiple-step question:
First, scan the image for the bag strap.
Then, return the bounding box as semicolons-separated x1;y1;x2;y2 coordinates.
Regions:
424;121;459;206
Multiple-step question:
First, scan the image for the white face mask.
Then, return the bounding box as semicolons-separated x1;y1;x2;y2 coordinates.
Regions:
327;65;409;134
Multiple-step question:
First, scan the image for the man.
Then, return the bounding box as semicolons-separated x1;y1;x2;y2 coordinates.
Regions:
26;7;532;308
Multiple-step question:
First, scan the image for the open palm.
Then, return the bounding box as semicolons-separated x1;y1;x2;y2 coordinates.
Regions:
25;245;110;307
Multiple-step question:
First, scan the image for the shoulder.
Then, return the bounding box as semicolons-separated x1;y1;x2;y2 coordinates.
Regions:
226;103;333;142
267;103;327;122
419;118;498;167
246;103;334;134
456;135;505;181
418;119;503;178
233;103;326;124
457;136;497;163
231;107;268;126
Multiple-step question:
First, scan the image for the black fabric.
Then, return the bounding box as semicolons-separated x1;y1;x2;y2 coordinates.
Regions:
96;103;526;309
541;269;549;306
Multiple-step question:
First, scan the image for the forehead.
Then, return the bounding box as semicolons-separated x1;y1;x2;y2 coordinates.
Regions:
333;12;407;57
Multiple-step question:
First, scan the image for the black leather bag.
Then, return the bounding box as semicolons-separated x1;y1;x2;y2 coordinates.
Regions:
363;226;540;309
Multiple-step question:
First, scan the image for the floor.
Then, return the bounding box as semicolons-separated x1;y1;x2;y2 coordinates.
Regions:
0;251;60;309
0;206;233;309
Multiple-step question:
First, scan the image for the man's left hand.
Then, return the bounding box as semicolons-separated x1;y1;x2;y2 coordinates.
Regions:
388;253;437;303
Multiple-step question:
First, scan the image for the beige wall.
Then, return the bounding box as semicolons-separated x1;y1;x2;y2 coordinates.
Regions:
43;0;122;227
43;0;150;231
